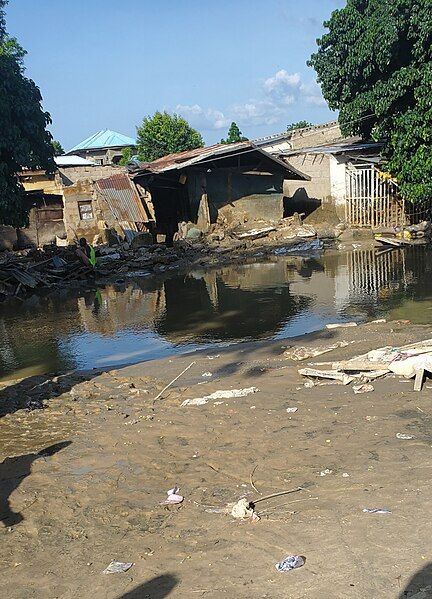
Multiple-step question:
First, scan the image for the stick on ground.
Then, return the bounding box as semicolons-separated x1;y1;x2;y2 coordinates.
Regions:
154;361;196;401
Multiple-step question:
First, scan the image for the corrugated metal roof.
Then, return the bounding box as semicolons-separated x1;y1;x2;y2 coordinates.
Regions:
253;120;339;145
67;130;136;153
130;142;310;180
55;155;95;166
282;141;383;156
95;173;148;223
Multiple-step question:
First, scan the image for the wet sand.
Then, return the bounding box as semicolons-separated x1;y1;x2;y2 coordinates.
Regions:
1;320;432;598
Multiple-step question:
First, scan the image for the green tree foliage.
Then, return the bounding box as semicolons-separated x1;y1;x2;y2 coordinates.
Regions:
0;0;54;227
118;146;133;166
220;122;248;144
287;121;312;132
309;0;432;203
136;111;204;162
51;140;64;156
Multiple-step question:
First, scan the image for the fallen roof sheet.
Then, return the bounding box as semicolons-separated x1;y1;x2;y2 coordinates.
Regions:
95;173;149;223
130;142;310;180
67;129;136;153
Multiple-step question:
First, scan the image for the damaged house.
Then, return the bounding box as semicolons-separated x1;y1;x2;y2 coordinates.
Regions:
256;121;410;229
126;141;309;243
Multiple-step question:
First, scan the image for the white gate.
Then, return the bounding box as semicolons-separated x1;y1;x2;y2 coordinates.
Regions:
345;165;406;228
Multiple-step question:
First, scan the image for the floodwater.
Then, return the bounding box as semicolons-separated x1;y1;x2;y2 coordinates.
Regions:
1;246;432;381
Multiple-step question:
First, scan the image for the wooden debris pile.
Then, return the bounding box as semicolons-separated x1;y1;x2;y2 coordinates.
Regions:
299;338;432;392
0;247;91;298
375;220;431;247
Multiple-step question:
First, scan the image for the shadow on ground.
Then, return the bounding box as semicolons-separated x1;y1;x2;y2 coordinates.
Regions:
399;562;432;597
0;369;106;418
117;575;178;598
0;441;71;527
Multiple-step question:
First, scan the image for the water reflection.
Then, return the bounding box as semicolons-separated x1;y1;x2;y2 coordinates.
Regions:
1;246;431;380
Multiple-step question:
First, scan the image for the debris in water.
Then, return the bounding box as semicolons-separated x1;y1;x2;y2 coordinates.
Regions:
103;561;134;574
181;387;259;407
275;555;305;572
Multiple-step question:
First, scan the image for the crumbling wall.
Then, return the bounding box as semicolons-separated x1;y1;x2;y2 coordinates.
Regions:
59;165;124;186
283;154;332;218
206;171;284;224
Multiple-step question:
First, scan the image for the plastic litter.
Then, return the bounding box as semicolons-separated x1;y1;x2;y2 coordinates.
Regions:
363;508;392;514
181;387;259;406
103;561;134;574
231;498;257;520
286;407;298;413
396;433;414;440
275;555;305;572
161;486;184;505
202;372;212;377
319;468;333;476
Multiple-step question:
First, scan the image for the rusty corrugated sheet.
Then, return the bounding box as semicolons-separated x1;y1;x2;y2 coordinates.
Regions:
96;173;148;223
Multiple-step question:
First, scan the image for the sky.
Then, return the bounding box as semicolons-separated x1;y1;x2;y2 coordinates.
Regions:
5;0;345;151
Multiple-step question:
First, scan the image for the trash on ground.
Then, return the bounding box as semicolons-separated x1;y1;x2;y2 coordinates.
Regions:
325;322;358;329
320;468;333;476
298;368;354;385
283;341;349;361
202;372;212;377
231;498;259;520
161;486;184;505
353;383;374;394
181;387;259;406
302;338;432;392
103;561;134;574
286;407;298;413
275;555;305;572
396;433;414;440
362;508;392;514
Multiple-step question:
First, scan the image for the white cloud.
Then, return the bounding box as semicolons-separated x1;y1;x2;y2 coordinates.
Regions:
174;69;327;132
175;103;229;130
263;70;301;93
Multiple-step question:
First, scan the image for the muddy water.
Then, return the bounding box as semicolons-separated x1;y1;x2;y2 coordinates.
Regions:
1;246;431;381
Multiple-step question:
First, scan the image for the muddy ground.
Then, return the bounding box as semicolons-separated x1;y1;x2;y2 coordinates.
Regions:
1;321;432;598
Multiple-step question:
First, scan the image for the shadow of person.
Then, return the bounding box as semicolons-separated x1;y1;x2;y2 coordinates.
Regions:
117;574;178;599
0;441;71;527
399;562;432;597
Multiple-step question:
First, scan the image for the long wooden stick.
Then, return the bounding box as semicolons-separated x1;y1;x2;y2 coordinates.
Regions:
153;361;196;401
253;487;303;504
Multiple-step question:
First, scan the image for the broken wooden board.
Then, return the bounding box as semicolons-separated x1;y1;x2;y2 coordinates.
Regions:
298;368;354;385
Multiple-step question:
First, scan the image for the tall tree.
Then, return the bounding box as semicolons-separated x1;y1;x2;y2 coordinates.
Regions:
220;122;248;144
287;121;312;132
0;0;54;227
137;111;204;162
309;0;432;203
51;140;64;156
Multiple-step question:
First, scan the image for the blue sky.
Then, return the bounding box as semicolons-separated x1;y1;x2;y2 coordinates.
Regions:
5;0;344;151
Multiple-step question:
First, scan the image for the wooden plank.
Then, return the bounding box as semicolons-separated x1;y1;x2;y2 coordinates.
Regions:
414;368;424;391
298;368;354;385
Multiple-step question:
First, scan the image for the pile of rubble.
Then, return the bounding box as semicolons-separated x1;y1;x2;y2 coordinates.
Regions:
297;337;432;392
0;246;93;299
